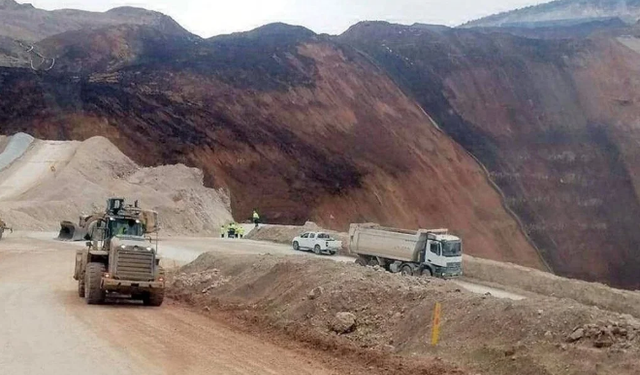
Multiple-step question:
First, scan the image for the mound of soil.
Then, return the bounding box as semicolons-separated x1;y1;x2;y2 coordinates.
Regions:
0;135;233;235
170;253;640;375
249;223;640;319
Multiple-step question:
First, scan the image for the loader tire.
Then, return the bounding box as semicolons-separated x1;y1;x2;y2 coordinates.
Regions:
143;289;165;307
85;262;106;305
77;277;85;298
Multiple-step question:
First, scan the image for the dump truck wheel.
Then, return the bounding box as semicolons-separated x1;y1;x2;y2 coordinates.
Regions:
401;265;414;276
420;268;433;277
143;289;165;307
313;245;321;255
85;262;106;305
77;277;85;298
355;257;367;266
293;241;300;251
367;258;380;267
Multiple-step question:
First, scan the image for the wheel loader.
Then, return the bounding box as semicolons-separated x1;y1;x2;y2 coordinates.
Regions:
0;218;12;240
73;198;165;306
58;214;100;241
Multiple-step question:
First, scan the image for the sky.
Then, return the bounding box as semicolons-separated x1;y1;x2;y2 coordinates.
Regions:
27;0;550;37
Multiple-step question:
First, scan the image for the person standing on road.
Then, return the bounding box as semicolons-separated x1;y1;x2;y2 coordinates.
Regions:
237;225;245;239
227;222;237;238
220;224;226;238
252;209;260;228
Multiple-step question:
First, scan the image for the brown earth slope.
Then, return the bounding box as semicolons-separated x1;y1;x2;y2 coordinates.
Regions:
341;22;640;289
0;23;543;268
0;0;187;42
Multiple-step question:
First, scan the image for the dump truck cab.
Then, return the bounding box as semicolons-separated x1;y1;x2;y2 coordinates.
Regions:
73;198;165;306
421;230;463;277
349;224;463;278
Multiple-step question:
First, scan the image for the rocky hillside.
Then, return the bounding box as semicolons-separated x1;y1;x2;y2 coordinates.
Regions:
0;0;187;42
341;21;640;289
464;0;640;28
0;22;544;269
4;1;640;288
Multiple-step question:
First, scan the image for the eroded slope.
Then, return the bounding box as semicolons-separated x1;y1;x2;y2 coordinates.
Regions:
0;24;543;268
341;22;640;288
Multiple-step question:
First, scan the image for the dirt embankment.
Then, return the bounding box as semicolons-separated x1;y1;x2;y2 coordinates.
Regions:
464;254;640;318
170;253;640;375
0;135;233;235
247;223;640;318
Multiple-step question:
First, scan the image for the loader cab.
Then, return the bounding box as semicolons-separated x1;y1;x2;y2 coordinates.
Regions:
108;217;144;239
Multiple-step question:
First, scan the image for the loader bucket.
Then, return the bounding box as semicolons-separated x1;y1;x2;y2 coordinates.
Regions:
57;221;87;241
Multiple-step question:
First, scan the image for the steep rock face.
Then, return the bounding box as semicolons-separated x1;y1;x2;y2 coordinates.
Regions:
0;24;543;268
341;22;640;288
464;0;640;28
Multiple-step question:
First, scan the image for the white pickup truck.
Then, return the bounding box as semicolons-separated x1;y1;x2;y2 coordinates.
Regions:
292;232;342;255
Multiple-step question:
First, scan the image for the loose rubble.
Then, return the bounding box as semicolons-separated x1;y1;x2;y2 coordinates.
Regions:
331;312;357;334
568;317;640;350
169;252;640;375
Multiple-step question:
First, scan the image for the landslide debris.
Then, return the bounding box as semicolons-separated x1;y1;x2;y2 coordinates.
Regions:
340;21;640;289
0;21;543;271
170;252;640;375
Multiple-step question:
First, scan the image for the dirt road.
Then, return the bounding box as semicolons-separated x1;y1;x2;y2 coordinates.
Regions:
0;236;342;375
155;233;526;301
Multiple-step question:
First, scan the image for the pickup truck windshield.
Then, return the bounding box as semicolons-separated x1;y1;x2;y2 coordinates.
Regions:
442;241;462;257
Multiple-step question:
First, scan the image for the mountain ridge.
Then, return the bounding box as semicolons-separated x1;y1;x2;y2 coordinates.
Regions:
464;0;640;28
0;0;188;42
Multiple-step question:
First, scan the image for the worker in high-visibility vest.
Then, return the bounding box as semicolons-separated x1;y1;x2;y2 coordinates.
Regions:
252;209;260;228
220;224;226;238
237;225;245;239
227;222;237;238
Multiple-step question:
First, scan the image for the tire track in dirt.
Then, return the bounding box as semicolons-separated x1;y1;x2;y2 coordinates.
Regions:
0;237;344;375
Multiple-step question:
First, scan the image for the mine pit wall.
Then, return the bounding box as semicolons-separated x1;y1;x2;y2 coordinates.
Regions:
0;38;544;273
340;25;640;290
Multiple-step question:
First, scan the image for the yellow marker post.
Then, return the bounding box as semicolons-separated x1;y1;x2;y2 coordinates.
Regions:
431;302;442;346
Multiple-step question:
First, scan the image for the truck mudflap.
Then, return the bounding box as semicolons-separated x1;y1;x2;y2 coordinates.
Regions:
101;278;164;291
